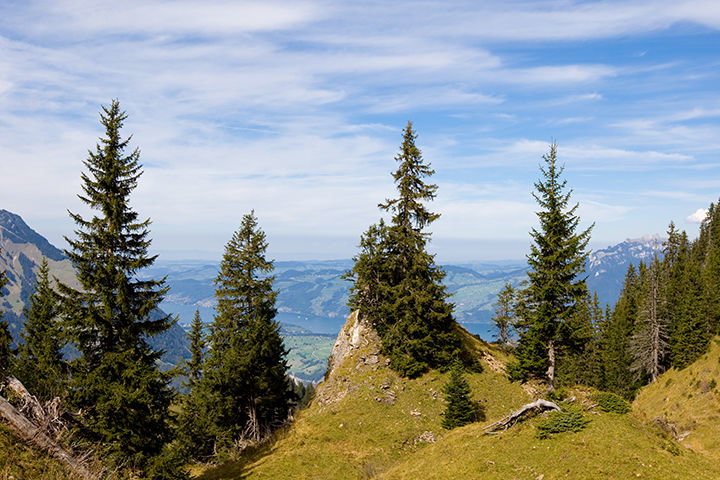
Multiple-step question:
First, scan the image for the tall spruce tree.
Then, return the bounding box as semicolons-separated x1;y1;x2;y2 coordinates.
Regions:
513;143;593;389
60;100;175;468
347;122;460;377
200;212;293;449
0;259;11;380
663;224;709;368
700;202;720;335
176;312;213;460
185;309;205;387
600;264;642;398
15;258;66;400
492;283;516;346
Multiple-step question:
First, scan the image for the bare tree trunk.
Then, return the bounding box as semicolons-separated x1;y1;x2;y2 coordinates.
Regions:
483;399;561;434
546;339;556;390
0;394;97;480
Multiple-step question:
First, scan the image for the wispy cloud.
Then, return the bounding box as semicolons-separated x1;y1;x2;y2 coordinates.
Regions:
1;0;719;259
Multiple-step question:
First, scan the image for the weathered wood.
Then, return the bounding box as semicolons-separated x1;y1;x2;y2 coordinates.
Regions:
0;393;97;479
483;399;561;434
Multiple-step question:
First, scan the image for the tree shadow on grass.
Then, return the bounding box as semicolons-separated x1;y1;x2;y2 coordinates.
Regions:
193;439;278;480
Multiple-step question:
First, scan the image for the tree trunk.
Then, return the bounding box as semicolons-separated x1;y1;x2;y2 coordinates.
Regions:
546;339;556;390
483;399;561;434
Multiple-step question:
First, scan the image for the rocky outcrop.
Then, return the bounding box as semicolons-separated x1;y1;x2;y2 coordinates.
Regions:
325;310;382;379
316;310;389;406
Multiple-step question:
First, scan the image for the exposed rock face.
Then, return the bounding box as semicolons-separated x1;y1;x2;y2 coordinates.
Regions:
325;310;381;379
316;310;387;406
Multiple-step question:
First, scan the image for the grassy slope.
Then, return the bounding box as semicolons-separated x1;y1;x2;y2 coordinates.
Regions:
196;317;529;480
382;339;720;480
634;337;720;460
0;425;73;480
380;409;720;480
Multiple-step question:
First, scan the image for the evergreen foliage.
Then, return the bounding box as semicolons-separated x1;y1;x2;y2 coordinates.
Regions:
0;260;11;380
441;363;477;429
599;264;642;398
492;283;515;346
535;407;589;439
347;122;460;377
590;392;630;414
185;309;205;387
556;293;603;388
512;143;593;388
15;258;66;401
603;200;720;396
59;100;176;469
195;212;294;455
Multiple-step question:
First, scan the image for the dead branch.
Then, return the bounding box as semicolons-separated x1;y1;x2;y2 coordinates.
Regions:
483;399;561;434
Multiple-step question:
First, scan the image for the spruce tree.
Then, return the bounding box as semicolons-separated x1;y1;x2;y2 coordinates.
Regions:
600;264;641;398
663;224;709;368
441;363;477;429
348;122;460;377
513;143;593;389
556;292;602;388
492;283;516;346
60;100;175;468
700;202;720;335
200;212;293;449
185;309;205;387
0;260;11;380
15;258;66;400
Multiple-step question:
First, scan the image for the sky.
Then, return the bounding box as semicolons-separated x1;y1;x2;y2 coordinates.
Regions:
1;0;719;262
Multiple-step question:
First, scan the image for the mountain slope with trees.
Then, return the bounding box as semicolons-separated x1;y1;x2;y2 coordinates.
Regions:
195;311;529;480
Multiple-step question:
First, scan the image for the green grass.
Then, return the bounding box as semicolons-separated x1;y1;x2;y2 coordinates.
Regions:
634;336;720;460
379;410;720;480
194;320;529;480
0;424;74;480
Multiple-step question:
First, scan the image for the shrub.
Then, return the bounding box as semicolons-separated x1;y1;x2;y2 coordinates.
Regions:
545;387;569;403
536;409;590;439
591;391;631;414
441;364;477;429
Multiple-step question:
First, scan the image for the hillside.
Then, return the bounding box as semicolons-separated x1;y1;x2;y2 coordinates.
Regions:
379;340;720;480
379;409;720;480
0;209;190;366
195;312;530;479
196;314;720;480
634;337;720;460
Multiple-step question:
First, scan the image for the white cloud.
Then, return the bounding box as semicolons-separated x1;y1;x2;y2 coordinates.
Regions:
1;0;719;260
687;208;708;223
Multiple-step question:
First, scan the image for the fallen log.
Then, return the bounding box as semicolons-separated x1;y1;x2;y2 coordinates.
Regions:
483;399;561;434
0;393;97;479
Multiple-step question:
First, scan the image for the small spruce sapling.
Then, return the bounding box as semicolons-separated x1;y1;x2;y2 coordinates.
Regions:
441;362;477;429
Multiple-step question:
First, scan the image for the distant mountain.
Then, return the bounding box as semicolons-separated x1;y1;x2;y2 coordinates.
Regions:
0;209;189;366
0;210;78;340
586;235;666;307
1;209;671;382
147;237;668;339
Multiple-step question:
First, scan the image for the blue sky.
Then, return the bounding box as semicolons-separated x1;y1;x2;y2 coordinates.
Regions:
1;0;719;261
